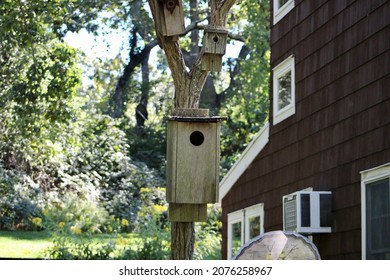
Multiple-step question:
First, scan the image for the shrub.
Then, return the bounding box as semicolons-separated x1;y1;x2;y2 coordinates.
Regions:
43;193;110;234
45;236;117;260
119;186;170;259
193;205;222;260
0;163;44;230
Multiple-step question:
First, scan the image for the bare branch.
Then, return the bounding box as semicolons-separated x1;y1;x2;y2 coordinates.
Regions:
228;32;245;43
179;17;209;37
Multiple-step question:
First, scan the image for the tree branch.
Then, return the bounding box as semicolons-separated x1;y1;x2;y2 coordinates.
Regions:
219;0;237;19
179;17;209;37
147;0;188;80
228;32;245;43
109;39;158;118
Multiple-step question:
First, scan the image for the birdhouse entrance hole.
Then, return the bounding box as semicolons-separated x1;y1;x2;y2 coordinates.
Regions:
166;0;176;12
190;131;204;146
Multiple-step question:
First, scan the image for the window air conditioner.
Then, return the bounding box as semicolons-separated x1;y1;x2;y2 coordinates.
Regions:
283;191;332;234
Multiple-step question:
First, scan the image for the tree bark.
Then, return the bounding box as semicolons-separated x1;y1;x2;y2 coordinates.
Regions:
171;222;195;260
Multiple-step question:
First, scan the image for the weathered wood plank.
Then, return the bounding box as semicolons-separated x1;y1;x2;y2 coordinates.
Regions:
169;203;207;222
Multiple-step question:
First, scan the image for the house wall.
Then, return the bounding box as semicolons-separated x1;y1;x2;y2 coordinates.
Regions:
221;0;390;259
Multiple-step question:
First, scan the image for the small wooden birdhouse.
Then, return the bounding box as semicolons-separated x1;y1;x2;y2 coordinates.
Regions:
201;26;229;71
154;0;185;37
166;109;226;205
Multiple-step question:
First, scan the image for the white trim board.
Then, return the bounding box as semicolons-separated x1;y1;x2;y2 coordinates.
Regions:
360;162;390;260
219;122;270;201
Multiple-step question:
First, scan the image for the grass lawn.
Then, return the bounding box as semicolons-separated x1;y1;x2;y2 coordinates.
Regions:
0;230;53;259
0;231;138;259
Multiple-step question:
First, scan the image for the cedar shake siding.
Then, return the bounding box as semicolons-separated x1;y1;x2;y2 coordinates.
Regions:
221;0;390;259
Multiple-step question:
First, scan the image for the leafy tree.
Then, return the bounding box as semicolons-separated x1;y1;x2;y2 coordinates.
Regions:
1;1;81;170
219;0;270;171
0;0;165;232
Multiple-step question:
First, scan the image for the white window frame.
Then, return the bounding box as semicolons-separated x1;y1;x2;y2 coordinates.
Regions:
273;55;295;125
244;204;265;243
227;203;264;259
273;0;295;24
361;163;390;260
227;210;244;260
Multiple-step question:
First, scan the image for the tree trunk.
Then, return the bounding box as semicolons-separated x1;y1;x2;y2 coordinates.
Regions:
171;222;195;260
147;0;237;260
109;38;157;118
136;52;150;126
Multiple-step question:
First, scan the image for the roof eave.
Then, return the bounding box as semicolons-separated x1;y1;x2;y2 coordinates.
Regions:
219;122;270;202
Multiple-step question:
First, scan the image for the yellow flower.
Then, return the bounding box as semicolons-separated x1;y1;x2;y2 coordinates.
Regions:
70;226;82;235
58;222;66;228
32;217;42;226
116;236;127;246
152;204;167;214
121;219;129;227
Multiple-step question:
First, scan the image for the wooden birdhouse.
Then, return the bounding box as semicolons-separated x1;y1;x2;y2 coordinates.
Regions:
154;0;185;37
166;109;226;206
201;26;229;71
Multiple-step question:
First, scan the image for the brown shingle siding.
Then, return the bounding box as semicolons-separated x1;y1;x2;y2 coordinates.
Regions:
222;0;390;259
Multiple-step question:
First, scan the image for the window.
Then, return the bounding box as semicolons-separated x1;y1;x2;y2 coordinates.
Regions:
273;55;295;125
227;203;264;259
361;163;390;260
227;210;243;259
273;0;295;24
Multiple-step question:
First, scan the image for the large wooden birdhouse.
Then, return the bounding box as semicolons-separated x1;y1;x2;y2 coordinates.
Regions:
166;109;225;207
201;26;228;71
154;0;185;37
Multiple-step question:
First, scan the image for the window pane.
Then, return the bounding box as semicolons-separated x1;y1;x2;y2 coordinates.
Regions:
279;0;289;8
248;216;261;240
278;70;292;110
366;179;390;260
231;222;242;257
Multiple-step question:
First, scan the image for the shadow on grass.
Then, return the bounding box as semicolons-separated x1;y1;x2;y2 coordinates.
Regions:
0;230;53;241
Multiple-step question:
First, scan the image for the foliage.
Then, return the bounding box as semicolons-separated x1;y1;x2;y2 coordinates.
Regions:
45;236;117;260
43;194;110;235
122;186;170;259
121;234;170;260
0;0;271;261
0;163;44;231
194;205;223;260
219;0;270;172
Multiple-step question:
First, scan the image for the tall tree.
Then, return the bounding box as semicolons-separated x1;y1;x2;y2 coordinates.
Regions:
147;0;237;260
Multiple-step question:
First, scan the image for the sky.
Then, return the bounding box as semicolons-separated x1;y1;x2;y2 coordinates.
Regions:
64;28;243;62
64;28;129;61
